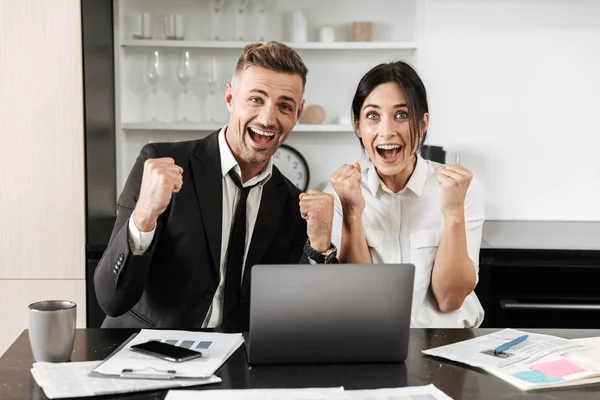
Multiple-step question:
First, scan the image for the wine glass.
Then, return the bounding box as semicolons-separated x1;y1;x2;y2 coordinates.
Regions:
205;57;220;123
210;0;227;40
235;0;251;41
144;50;162;122
177;51;194;122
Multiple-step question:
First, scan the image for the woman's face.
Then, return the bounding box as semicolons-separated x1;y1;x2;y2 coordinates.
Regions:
356;82;428;180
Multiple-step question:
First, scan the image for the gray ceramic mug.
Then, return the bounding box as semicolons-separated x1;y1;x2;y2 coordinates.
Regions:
28;300;76;362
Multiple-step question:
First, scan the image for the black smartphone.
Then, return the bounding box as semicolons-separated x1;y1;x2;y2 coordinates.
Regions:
130;340;203;362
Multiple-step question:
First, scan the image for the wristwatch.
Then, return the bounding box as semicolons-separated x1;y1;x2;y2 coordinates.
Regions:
303;239;338;264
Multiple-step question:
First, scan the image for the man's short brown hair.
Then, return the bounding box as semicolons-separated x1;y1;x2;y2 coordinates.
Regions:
234;41;308;89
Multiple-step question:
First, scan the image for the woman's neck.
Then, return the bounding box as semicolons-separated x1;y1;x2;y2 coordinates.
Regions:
378;155;418;193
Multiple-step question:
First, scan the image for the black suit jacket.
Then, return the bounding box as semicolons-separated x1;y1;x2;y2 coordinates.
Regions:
95;131;308;330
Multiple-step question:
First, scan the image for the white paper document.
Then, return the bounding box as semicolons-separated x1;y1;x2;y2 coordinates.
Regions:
93;329;244;379
164;385;453;400
31;361;220;399
164;387;347;400
422;328;600;391
345;384;454;399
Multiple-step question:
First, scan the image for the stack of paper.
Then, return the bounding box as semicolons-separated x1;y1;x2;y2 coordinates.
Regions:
165;387;347;400
163;384;453;400
423;328;600;391
93;329;244;379
31;361;220;399
346;385;453;399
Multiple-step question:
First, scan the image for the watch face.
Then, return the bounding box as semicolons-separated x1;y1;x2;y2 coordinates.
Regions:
325;251;337;263
273;144;310;191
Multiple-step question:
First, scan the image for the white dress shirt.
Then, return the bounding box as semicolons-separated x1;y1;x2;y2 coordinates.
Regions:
128;127;272;328
325;155;485;328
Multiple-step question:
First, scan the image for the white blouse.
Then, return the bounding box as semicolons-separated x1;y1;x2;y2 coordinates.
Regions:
325;155;485;328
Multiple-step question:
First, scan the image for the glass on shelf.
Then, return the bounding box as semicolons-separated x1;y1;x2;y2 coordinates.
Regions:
197;57;229;124
254;0;268;41
235;0;251;41
205;57;219;123
144;50;162;122
176;51;194;122
165;14;185;40
210;0;227;41
132;12;152;39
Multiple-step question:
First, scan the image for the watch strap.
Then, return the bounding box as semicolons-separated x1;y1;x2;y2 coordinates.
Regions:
303;239;338;264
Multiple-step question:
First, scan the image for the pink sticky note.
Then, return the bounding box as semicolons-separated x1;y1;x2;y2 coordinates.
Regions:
531;359;586;379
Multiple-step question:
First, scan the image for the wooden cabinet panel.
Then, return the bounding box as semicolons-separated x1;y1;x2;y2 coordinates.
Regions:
0;0;85;279
0;279;86;357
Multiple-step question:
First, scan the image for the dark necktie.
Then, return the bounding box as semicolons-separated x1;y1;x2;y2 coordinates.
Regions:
221;170;258;332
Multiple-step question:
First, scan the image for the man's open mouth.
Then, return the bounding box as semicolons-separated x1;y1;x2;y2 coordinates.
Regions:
248;127;276;147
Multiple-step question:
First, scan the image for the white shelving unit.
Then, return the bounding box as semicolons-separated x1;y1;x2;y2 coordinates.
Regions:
114;0;423;192
121;39;418;50
122;122;354;133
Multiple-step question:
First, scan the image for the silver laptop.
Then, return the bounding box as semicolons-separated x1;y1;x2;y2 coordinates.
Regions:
247;263;415;365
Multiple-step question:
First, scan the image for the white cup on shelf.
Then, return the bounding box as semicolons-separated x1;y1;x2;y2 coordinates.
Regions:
165;14;185;40
132;13;152;39
175;15;185;39
290;11;308;42
319;26;335;42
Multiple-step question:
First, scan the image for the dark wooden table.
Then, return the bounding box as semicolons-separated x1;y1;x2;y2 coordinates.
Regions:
2;328;600;399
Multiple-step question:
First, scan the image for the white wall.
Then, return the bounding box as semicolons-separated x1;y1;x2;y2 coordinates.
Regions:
116;0;600;222
420;0;600;221
0;0;86;356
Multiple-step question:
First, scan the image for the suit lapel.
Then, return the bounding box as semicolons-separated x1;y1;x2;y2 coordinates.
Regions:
190;131;222;272
242;173;286;294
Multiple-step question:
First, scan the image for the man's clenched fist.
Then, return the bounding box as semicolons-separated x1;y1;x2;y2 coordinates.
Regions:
134;158;183;232
299;189;334;253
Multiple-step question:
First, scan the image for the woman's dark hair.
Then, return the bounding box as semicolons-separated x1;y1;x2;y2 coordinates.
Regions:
351;61;429;154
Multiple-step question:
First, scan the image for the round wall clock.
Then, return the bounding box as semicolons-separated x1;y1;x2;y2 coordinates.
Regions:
273;144;310;191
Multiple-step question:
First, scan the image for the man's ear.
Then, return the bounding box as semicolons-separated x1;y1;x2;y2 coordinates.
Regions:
225;83;234;112
296;99;305;121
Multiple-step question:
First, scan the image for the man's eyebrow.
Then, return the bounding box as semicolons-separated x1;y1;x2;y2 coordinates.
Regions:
250;88;268;96
249;89;297;106
279;95;296;106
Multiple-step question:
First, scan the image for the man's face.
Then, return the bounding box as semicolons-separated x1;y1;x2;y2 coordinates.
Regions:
225;66;304;164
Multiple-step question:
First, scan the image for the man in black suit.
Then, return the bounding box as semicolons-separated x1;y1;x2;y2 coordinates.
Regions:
95;42;336;331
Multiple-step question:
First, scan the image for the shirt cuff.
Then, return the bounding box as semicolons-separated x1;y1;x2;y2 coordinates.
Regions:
128;212;156;256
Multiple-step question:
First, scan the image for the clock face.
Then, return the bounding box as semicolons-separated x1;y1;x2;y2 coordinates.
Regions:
272;144;310;191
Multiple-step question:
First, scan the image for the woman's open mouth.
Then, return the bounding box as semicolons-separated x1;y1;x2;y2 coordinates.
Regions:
375;144;402;163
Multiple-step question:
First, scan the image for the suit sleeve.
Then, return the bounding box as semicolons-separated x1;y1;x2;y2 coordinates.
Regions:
290;188;309;264
296;212;309;264
94;144;162;317
128;212;156;255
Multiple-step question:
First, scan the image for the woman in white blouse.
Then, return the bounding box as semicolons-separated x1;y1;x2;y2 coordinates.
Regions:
326;61;485;328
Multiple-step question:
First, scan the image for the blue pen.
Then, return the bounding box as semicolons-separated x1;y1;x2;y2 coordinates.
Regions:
493;335;529;355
